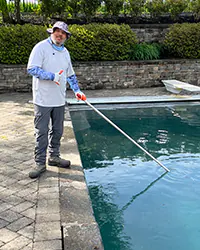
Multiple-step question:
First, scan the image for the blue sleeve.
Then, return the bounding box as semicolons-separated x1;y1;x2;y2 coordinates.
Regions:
67;74;80;93
27;66;54;81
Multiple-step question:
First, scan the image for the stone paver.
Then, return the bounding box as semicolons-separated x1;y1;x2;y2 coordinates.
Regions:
0;202;13;213
21;206;36;220
0;219;9;229
0;228;19;243
21;243;33;250
1;194;25;206
33;240;62;250
0;235;30;250
6;217;33;232
18;224;35;239
0;93;62;249
10;201;35;213
0;209;23;223
0;89;171;250
34;228;61;241
36;213;60;223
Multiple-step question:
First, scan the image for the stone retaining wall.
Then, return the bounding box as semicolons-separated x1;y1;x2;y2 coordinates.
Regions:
1;59;200;93
131;24;169;43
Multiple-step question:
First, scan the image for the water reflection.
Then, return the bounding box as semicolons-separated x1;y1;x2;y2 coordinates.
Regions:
89;185;132;250
121;172;167;212
168;104;200;127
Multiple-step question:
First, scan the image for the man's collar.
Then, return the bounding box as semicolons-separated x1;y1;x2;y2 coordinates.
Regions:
47;37;65;51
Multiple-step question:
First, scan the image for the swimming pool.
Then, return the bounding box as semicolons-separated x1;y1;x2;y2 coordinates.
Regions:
69;101;200;250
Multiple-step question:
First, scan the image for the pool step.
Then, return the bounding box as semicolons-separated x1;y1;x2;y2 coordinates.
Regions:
162;80;200;94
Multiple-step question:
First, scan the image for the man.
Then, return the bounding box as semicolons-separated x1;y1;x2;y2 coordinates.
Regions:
27;21;86;179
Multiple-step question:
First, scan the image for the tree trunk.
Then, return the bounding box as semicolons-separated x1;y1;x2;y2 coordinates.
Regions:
14;0;21;23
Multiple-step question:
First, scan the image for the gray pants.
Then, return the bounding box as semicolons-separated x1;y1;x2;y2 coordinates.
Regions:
34;104;65;165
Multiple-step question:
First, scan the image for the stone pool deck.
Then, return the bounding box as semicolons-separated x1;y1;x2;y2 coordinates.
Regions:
0;87;200;250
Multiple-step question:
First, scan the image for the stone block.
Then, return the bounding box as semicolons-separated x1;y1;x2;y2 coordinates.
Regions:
34;229;61;241
36;213;60;223
35;221;60;231
37;199;60;214
63;222;103;250
33;240;62;250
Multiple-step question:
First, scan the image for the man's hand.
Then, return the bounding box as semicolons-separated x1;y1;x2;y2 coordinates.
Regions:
75;91;86;101
54;70;64;85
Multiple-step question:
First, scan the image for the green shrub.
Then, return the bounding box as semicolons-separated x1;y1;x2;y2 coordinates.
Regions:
0;24;47;64
164;23;200;58
67;23;138;61
129;42;162;60
0;23;137;64
65;25;97;61
0;23;172;64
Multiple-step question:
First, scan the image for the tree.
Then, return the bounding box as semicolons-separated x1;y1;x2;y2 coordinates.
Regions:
189;0;200;20
0;0;12;23
66;0;81;18
129;0;145;17
145;0;167;17
80;0;101;21
165;0;188;20
104;0;124;16
39;0;67;18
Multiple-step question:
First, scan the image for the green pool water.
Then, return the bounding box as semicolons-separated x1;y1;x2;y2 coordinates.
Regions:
70;102;200;250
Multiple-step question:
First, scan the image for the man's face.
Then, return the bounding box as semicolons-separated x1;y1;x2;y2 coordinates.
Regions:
51;28;67;46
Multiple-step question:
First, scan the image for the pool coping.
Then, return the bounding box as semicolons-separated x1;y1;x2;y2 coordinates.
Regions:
67;94;200;105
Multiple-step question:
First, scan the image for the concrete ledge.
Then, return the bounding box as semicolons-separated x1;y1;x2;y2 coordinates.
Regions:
67;94;200;106
60;108;104;250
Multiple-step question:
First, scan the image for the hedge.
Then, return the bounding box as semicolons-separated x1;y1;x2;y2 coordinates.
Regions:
1;22;197;64
0;24;48;64
164;23;200;59
0;23;138;64
67;23;138;61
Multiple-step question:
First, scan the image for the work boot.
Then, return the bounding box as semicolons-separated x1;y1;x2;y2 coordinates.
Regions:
29;164;46;179
48;156;71;168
